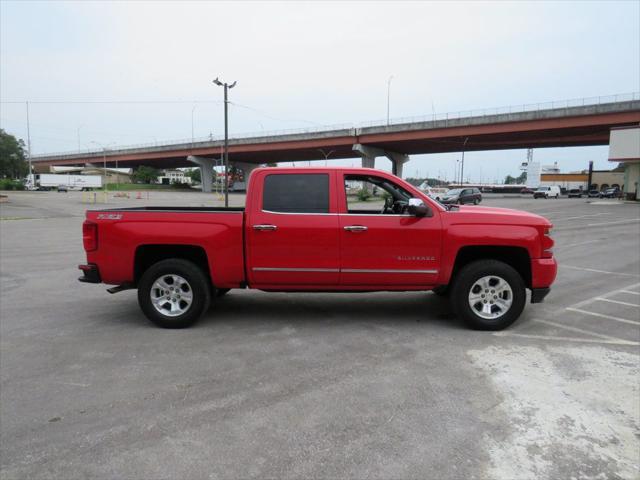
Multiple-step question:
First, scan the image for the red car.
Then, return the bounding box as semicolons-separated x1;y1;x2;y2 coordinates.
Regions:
80;167;557;330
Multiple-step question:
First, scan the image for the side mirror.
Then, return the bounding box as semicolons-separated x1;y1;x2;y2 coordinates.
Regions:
408;198;428;217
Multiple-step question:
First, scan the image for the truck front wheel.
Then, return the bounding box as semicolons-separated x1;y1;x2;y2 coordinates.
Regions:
451;260;525;330
138;259;211;328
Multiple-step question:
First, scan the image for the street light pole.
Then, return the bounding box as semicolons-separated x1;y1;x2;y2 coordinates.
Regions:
77;125;84;151
191;105;196;148
25;101;32;179
213;77;237;208
386;75;394;126
90;141;112;191
460;137;469;185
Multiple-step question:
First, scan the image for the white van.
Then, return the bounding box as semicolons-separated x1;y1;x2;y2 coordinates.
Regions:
533;185;561;199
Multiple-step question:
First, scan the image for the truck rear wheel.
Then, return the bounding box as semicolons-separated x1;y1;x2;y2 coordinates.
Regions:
137;259;211;328
451;260;525;330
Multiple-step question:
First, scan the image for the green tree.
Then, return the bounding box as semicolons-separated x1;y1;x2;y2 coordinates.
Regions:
132;166;161;184
504;172;527;185
0;129;28;179
186;168;201;183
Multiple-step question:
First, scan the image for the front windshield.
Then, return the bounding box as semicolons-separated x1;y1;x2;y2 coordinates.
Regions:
446;189;462;195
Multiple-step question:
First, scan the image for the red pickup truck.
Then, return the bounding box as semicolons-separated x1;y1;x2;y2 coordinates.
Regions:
79;167;557;330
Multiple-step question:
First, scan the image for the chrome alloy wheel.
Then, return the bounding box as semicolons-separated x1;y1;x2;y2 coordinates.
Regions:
150;274;193;317
468;275;513;320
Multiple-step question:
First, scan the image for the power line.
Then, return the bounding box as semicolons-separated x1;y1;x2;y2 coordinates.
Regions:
229;101;322;126
0;100;223;104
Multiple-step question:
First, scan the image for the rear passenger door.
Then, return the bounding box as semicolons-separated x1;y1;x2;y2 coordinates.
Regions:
246;171;340;287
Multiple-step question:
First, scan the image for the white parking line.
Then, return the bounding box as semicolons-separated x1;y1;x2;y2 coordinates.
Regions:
567;282;640;309
566;308;640;326
595;297;640;308
621;290;640;295
533;318;632;342
562;266;640;278
560;213;611;221
494;331;639;346
586;219;640;227
556;239;602;249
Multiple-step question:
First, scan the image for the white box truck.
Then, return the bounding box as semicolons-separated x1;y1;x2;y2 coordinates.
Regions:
26;174;102;191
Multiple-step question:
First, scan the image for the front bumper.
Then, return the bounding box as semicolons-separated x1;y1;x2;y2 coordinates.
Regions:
78;264;101;283
530;287;551;303
530;258;557;303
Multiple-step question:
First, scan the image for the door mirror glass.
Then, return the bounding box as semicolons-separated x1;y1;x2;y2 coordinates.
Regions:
407;198;428;217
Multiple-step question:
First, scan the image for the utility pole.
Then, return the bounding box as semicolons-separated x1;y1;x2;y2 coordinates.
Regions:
460;137;469;185
213;77;237;207
90;141;111;191
386;75;394;126
25;102;32;179
77;125;84;151
191;105;197;148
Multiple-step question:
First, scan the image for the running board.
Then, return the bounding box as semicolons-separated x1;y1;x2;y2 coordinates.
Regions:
107;284;134;294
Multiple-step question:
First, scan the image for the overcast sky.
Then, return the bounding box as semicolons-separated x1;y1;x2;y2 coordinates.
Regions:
1;0;638;181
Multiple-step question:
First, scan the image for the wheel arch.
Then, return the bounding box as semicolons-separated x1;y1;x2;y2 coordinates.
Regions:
134;244;212;286
449;245;532;289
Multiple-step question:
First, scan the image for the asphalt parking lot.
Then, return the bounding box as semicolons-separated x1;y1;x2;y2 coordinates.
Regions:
1;190;639;479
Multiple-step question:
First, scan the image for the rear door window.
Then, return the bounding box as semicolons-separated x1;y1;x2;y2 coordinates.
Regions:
262;174;330;213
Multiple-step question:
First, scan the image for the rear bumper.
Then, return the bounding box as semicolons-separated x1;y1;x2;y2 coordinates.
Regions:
78;264;101;283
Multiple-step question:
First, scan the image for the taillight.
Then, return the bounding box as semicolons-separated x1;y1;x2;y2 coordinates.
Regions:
83;221;98;252
542;227;554;258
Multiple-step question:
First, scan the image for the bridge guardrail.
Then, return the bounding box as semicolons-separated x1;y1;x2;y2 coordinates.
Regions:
31;92;640;160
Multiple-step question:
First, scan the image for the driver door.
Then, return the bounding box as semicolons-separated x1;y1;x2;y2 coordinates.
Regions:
338;173;441;287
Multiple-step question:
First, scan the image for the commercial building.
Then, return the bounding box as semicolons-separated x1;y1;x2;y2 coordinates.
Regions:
38;165;134;184
540;168;624;192
156;169;192;185
609;127;640;200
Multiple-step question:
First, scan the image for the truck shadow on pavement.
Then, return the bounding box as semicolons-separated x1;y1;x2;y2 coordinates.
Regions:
198;291;467;330
99;290;469;331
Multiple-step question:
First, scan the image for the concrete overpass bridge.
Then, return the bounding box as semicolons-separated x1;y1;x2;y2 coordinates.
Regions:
32;94;640;192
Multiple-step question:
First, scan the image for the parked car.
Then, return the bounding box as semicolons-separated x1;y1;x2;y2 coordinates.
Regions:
587;190;600;198
79;167;557;331
423;187;448;202
567;189;583;198
533;186;561;199
600;187;622;199
57;184;68;193
520;187;535;194
440;187;482;205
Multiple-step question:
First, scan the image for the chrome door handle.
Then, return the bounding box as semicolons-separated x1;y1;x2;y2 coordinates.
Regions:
253;224;278;231
344;225;368;232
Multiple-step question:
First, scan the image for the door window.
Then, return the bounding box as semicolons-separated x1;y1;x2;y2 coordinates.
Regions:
262;174;329;213
344;175;412;215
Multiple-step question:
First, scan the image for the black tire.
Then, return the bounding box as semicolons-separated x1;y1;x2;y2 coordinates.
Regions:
473;198;479;205
450;260;526;330
137;259;211;328
216;288;230;297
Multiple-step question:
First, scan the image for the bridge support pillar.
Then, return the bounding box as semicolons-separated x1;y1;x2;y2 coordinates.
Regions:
187;155;214;193
353;144;385;170
353;144;409;178
386;152;409;178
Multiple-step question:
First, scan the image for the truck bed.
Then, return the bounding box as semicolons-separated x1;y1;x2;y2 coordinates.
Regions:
89;206;245;213
85;207;246;287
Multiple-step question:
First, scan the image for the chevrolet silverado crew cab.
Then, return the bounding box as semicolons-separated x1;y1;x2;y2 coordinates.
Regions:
79;167;557;330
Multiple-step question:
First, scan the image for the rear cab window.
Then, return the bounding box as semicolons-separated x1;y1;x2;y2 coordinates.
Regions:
262;173;330;213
